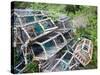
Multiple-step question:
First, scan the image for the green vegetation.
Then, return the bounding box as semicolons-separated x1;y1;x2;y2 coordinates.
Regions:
13;1;97;71
75;7;97;69
23;62;39;73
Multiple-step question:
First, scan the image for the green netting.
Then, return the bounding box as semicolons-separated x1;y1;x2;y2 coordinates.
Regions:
21;16;35;24
43;40;55;51
26;16;35;22
33;23;44;35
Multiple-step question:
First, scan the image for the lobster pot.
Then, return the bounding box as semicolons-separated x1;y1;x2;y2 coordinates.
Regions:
12;45;25;73
41;50;79;72
12;9;51;26
51;51;73;71
62;30;74;43
32;32;67;60
11;14;20;27
16;27;29;43
74;38;93;66
12;44;34;73
56;16;73;32
14;9;47;16
14;45;24;66
22;45;34;64
13;60;25;73
52;51;80;71
23;18;57;36
13;9;48;24
12;9;58;43
22;18;57;42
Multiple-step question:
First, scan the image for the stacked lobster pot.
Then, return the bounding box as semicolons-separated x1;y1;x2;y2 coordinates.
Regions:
39;16;79;72
12;9;58;73
11;9;93;73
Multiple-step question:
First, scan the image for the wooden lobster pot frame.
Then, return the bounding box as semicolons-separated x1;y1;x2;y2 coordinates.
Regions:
56;16;73;32
22;18;58;41
13;9;48;16
12;9;51;27
62;30;74;43
74;38;93;66
67;38;82;53
13;44;26;73
11;9;58;73
13;44;34;73
14;60;26;73
40;50;79;72
12;9;58;45
13;29;77;73
32;32;67;60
